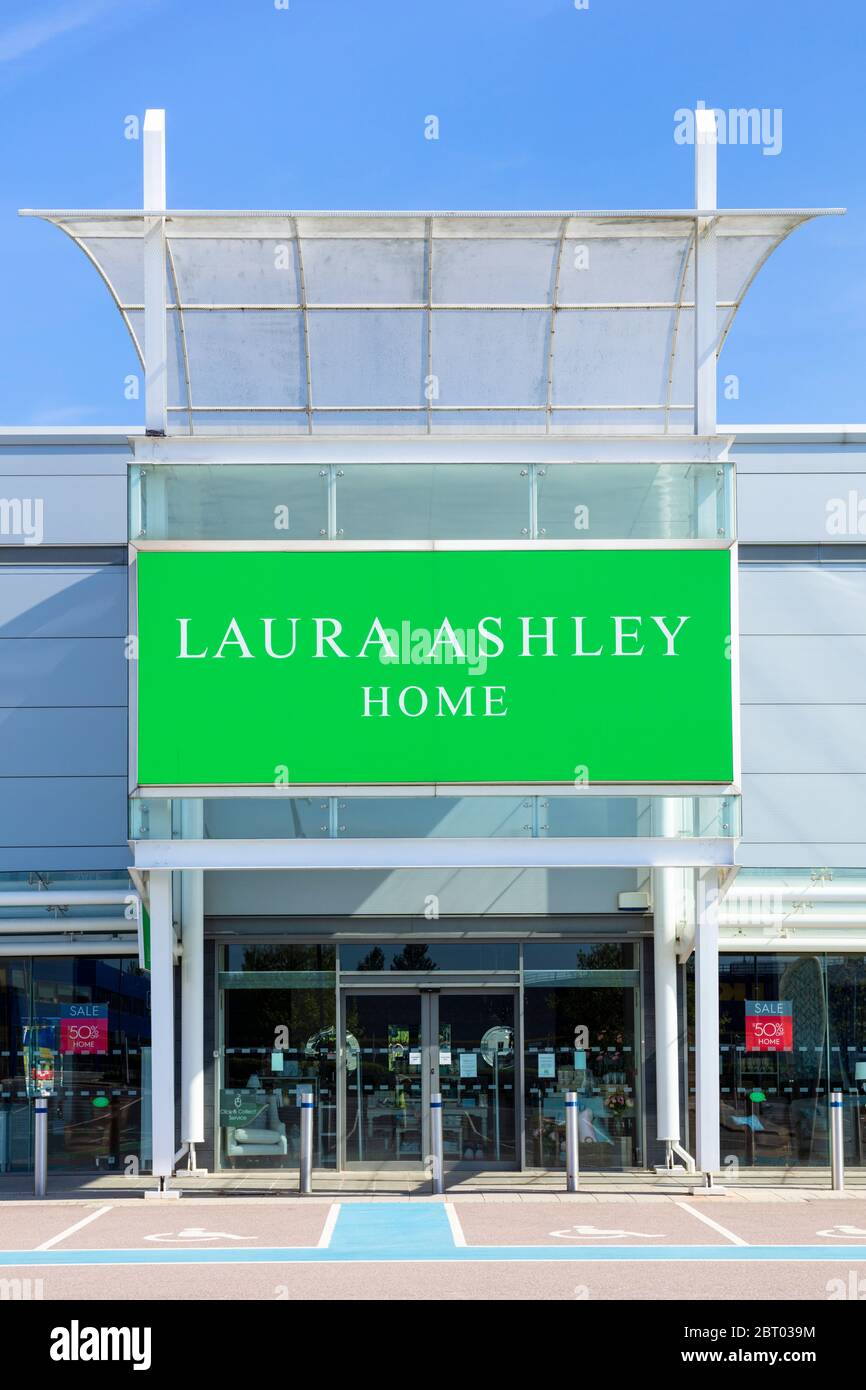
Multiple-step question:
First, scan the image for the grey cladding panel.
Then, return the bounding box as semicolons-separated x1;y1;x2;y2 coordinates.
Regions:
741;774;866;845
0;566;127;637
0;708;127;775
740;567;866;636
738;473;866;544
0;777;128;847
0;475;127;544
0;638;126;707
740;636;866;704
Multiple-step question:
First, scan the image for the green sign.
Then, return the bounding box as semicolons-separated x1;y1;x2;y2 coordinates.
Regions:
136;548;733;785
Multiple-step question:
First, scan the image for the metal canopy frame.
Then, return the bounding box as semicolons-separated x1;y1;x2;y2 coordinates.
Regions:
21;203;843;438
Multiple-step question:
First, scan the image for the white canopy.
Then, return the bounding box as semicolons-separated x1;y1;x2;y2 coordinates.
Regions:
23;208;841;435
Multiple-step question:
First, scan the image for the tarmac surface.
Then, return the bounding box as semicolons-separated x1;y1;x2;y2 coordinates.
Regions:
1;1192;865;1299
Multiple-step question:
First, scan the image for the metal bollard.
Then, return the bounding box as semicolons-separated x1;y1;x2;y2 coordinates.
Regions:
565;1091;579;1193
299;1092;315;1195
430;1091;444;1195
34;1099;48;1198
831;1089;845;1191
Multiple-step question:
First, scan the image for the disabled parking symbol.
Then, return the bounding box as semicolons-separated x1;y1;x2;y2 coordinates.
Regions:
144;1228;257;1243
550;1224;662;1240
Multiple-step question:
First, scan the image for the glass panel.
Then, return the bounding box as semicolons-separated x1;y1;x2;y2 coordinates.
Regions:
335;463;530;539
0;956;151;1175
308;310;426;407
344;993;423;1164
302;239;425;304
536;463;732;541
81;237;145;306
432;239;558;304
553;309;675;408
695;953;866;1170
130;796;740;840
337;798;530;838
204;800;332;840
225;943;335;973
717;236;777;304
169;238;302;305
557;234;692;305
340;943;518;972
438;994;516;1163
312;409;427;435
134;465;327;540
183;311;307;408
432;310;548;407
222;944;337;1169
524;942;640;1170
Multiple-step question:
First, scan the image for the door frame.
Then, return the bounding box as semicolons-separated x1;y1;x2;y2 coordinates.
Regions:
338;982;521;1172
429;987;521;1171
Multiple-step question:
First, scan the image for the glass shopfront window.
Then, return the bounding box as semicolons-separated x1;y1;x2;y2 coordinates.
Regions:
523;942;641;1171
219;945;337;1168
687;953;866;1169
217;937;643;1172
340;942;518;972
0;956;151;1174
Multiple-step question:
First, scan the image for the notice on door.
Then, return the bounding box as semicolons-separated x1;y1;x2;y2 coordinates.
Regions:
745;1000;793;1052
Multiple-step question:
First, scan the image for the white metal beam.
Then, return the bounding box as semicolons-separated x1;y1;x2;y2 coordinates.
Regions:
149;868;175;1178
694;870;721;1172
0;939;137;957
0;918;135;934
132;434;734;467
143;109;167;435
180;803;204;1150
133;836;735;871
694;108;718;437
652;803;684;1144
0;891;136;909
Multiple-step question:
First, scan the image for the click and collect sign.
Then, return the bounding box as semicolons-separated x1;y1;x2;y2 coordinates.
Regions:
135;548;734;787
60;1004;108;1055
745;1000;793;1053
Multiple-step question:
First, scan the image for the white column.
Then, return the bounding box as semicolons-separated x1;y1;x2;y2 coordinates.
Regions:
694;106;718;437
149;868;175;1178
694;870;721;1172
180;802;204;1154
652;799;682;1145
143;109;167;435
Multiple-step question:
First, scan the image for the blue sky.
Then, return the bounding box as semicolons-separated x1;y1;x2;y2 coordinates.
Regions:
0;0;862;427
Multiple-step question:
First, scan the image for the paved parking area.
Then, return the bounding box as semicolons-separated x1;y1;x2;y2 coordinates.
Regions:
1;1196;866;1299
454;1198;732;1247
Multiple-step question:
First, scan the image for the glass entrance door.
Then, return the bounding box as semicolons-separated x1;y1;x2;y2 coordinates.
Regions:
343;993;424;1166
341;989;517;1169
434;992;517;1167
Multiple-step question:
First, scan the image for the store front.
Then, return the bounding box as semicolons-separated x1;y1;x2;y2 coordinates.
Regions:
0;954;150;1175
687;951;866;1171
26;108;850;1187
216;936;643;1174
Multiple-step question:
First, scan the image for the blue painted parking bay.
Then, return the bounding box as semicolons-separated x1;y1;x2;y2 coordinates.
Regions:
2;1205;866;1266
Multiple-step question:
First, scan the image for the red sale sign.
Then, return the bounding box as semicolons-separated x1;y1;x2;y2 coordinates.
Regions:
60;1005;108;1054
745;1000;793;1052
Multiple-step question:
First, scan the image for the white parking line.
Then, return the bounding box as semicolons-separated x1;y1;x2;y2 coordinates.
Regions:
36;1206;113;1251
317;1204;341;1249
676;1201;748;1247
445;1203;467;1247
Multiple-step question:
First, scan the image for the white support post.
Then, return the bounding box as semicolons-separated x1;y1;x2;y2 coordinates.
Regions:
694;870;721;1173
180;802;205;1164
694;107;718;437
652;801;682;1149
148;868;176;1182
143;109;167;436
